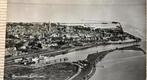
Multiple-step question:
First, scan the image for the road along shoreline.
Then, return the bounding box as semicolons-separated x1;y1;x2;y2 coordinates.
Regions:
68;45;144;80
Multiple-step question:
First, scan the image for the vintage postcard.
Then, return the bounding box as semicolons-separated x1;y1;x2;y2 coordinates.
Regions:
2;0;146;80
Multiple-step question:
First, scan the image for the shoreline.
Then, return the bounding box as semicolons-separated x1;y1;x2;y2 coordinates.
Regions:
69;44;144;80
5;40;140;62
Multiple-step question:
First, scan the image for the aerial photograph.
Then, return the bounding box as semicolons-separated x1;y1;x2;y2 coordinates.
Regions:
4;0;145;80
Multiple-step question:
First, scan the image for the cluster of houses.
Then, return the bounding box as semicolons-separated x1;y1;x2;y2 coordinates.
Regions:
6;22;140;58
14;54;69;66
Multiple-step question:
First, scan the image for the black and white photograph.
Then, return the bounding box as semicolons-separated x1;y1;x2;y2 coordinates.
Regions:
4;0;146;80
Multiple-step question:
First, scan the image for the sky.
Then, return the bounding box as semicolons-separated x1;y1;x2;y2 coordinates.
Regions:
7;0;146;39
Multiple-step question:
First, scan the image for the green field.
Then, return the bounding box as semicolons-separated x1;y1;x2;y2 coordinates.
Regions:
4;63;78;80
